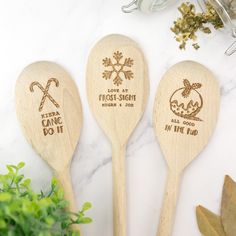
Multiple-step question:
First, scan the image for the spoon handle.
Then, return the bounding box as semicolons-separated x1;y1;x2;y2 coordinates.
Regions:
157;171;181;236
112;144;126;236
56;168;81;233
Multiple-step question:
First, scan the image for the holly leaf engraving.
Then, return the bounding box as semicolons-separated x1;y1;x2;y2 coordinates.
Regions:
183;79;191;88
182;79;191;97
221;175;236;236
196;205;226;236
192;83;202;89
182;79;202;98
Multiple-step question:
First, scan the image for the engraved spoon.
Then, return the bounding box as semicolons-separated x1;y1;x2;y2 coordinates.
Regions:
16;61;82;232
153;61;220;236
86;34;149;236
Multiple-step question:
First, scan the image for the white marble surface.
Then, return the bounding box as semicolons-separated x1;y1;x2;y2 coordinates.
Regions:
0;0;236;235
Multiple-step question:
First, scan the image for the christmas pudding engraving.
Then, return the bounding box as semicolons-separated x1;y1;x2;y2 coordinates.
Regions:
102;51;134;86
169;79;203;121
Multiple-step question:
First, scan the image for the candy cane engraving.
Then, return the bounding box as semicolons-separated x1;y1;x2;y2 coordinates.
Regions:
30;78;60;112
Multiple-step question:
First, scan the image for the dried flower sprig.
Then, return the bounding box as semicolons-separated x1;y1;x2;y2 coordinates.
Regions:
197;175;236;236
171;2;224;50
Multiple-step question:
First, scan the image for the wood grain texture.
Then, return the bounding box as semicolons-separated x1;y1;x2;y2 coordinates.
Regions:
86;34;149;236
15;61;82;232
153;61;220;236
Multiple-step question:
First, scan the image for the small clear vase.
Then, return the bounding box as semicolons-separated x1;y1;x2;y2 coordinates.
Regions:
198;0;236;55
122;0;177;13
122;0;236;55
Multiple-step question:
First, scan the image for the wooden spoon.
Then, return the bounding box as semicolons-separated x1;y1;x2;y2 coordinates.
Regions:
15;61;82;232
86;34;149;236
153;61;220;236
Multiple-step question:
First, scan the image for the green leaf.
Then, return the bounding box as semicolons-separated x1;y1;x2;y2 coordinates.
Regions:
82;202;92;212
14;174;24;184
196;205;226;236
0;193;12;201
20;178;31;188
221;175;236;236
0;219;6;228
78;217;92;224
6;165;14;173
71;232;80;236
17;162;25;169
45;217;55;226
0;162;92;235
51;177;58;187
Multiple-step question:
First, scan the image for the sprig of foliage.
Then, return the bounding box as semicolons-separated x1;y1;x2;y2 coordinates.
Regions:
0;162;92;236
171;2;224;50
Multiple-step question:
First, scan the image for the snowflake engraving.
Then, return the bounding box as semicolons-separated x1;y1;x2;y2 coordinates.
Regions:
102;51;134;86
